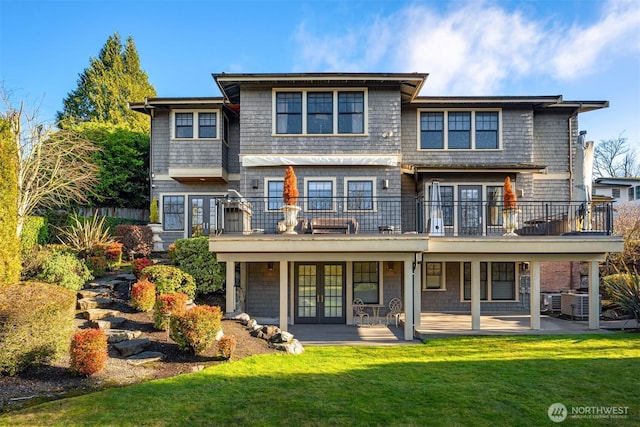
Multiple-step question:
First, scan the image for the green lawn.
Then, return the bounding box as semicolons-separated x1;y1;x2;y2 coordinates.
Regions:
1;334;638;426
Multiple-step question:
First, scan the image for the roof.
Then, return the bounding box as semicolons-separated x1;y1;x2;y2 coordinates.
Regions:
404;163;547;174
213;72;428;104
594;177;640;187
129;97;225;114
412;96;608;113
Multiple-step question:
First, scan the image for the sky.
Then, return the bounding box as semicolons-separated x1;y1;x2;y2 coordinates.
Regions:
1;0;639;149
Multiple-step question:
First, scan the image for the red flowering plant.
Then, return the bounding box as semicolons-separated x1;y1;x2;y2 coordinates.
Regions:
69;328;108;376
131;279;156;312
217;334;238;360
153;293;189;330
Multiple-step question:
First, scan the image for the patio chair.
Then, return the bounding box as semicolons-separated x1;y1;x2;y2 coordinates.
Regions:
386;298;402;328
352;298;371;327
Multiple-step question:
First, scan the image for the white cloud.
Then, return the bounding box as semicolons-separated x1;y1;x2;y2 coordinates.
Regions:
292;0;640;95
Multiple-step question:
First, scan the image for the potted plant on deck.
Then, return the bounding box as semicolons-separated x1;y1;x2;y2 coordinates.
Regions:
502;177;519;236
280;166;300;234
148;196;164;251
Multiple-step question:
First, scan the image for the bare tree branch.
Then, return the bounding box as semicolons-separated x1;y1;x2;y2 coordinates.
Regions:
593;133;639;178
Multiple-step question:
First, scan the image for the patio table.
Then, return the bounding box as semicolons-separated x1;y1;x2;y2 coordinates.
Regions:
364;304;385;325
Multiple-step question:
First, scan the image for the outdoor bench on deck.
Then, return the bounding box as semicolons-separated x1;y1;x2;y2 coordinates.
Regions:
310;217;359;234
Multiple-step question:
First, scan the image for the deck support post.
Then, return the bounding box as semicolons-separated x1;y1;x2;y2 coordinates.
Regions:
530;261;541;330
403;259;414;340
225;261;236;313
280;261;288;331
471;260;481;330
588;261;600;329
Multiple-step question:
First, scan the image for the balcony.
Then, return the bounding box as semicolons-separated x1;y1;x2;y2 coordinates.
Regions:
210;196;614;237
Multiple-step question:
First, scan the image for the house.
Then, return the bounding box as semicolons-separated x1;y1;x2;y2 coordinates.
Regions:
593;177;640;206
130;72;623;340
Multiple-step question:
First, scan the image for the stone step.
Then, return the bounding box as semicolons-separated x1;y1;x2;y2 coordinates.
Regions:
115;273;136;283
83;308;121;321
78;288;113;299
113;338;151;357
91;316;127;329
127;351;164;366
106;329;143;344
77;297;113;310
85;281;115;290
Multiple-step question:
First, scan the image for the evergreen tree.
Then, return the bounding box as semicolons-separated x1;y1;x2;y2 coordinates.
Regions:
57;33;156;133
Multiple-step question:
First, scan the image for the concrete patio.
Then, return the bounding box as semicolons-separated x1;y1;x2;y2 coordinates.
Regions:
288;312;633;346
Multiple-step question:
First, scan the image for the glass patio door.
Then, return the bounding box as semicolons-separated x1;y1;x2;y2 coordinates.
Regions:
459;186;483;235
295;263;346;324
188;196;218;237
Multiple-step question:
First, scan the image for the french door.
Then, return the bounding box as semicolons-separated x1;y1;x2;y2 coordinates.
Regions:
188;196;218;237
294;263;346;324
459;186;483;236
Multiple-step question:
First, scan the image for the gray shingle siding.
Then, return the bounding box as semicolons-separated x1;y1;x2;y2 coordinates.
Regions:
245;263;280;318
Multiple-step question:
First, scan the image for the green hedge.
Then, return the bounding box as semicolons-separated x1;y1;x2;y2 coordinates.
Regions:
0;118;21;284
20;216;49;252
141;265;196;299
38;252;93;291
172;237;225;295
0;282;76;375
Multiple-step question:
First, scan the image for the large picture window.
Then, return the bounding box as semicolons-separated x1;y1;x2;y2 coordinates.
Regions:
418;110;501;150
346;179;374;211
463;262;516;301
274;89;366;135
307;180;334;211
163;196;185;231
353;261;379;304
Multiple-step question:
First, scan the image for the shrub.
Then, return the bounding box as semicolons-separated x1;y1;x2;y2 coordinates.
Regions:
85;256;107;277
141;265;196;299
132;257;154;278
0;118;20;284
283;166;299;205
172;237;225;295
150;196;160;223
103;242;123;270
20;216;49;253
69;328;108;376
603;270;640;325
131;279;156;312
217;334;237;360
115;225;153;259
167;243;177;264
38;252;93;292
58;212;113;257
170;305;222;354
0;282;76;375
153;293;188;330
21;244;75;280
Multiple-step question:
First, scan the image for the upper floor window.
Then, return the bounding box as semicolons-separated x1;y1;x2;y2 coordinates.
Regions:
274;89;367;135
306;179;335;211
345;178;375;211
418;110;500;150
266;179;284;211
612;188;620;199
173;110;220;139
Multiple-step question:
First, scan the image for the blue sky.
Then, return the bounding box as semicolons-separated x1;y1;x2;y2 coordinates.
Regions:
1;0;639;148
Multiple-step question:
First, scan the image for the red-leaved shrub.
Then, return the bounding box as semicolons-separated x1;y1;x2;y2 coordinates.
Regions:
170;305;222;354
104;242;123;270
131;279;156;312
69;328;107;376
153;293;188;330
131;257;154;278
217;334;237;360
115;225;153;259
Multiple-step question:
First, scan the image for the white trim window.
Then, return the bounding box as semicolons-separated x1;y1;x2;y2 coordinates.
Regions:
423;262;446;290
273;89;367;135
172;110;220;140
265;178;284;211
162;195;185;231
344;177;376;212
304;178;336;212
461;262;517;301
353;261;380;304
418;109;501;150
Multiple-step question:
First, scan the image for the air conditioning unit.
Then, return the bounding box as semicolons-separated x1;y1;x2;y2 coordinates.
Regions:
540;293;561;313
560;293;601;319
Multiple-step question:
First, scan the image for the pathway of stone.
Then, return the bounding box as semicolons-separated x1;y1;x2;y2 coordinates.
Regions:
75;273;165;365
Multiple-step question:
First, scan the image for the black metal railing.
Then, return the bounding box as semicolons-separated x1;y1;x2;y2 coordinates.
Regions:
210;196;614;236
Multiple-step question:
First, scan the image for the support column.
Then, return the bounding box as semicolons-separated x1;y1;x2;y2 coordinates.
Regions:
589;261;600;329
279;261;288;331
471;260;481;330
225;261;236;313
413;257;422;329
403;260;414;340
530;261;541;330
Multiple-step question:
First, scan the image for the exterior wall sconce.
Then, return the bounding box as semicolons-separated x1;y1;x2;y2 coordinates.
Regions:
252;179;259;189
520;262;529;272
382;179;389;190
267;262;274;271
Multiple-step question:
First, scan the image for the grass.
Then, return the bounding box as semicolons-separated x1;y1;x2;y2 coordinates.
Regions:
1;334;638;426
